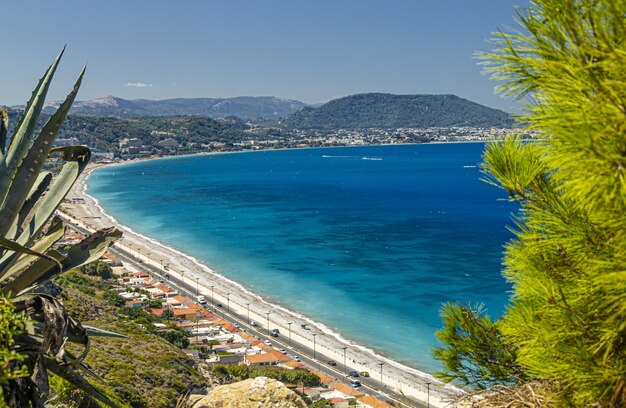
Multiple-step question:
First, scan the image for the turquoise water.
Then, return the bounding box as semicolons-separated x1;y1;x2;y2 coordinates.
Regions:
88;143;515;371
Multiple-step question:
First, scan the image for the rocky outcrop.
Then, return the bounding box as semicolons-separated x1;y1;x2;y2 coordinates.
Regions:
187;377;306;408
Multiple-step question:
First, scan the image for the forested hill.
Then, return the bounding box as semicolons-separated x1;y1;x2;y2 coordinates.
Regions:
5;110;251;153
278;93;513;130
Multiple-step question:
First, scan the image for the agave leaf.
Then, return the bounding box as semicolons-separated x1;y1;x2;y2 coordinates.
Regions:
12;227;122;295
0;218;65;287
76;361;105;382
0;48;64;208
12;294;68;364
0;109;8;160
2;251;64;297
44;357;120;408
84;325;127;339
0;66;86;238
17;146;91;247
62;349;105;381
62;227;122;270
66;319;90;364
5;172;53;241
0;236;62;275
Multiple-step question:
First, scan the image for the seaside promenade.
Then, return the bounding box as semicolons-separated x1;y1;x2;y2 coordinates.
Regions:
58;163;464;407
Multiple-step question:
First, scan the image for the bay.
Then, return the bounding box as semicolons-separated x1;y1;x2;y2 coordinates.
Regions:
87;143;515;371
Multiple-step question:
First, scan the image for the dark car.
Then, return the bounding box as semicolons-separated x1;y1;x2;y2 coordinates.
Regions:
351;380;362;388
327;360;337;366
216;303;223;308
349;371;359;378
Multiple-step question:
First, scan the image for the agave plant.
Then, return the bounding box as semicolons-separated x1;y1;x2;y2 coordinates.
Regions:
0;49;122;407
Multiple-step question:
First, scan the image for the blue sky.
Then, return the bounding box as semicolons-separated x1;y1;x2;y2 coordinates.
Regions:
4;1;525;112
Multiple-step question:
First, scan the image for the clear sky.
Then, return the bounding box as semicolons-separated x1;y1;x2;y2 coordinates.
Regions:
4;1;526;112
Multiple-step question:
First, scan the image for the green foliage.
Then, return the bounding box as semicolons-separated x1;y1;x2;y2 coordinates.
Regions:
436;1;626;406
81;261;113;279
58;115;247;153
279;93;513;130
309;399;331;408
146;298;164;308
433;302;527;389
159;329;190;349
161;309;174;320
103;290;125;307
0;295;28;383
213;364;321;387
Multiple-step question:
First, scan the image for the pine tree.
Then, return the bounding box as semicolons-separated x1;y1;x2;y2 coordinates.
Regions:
434;1;626;406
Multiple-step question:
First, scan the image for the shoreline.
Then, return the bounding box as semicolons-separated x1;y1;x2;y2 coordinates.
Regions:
61;146;465;407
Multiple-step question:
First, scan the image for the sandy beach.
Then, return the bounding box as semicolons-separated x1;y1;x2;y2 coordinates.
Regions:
59;159;464;407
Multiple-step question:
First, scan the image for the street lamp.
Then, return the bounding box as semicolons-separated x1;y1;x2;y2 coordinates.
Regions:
195;277;200;345
210;285;214;308
266;312;271;335
246;303;251;323
160;259;163;269
226;293;230;314
287;322;292;346
341;347;348;374
426;382;431;408
181;271;185;285
312;334;318;370
378;362;384;387
128;243;133;257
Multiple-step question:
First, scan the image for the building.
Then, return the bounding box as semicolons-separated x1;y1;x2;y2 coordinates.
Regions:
92;150;115;160
157;138;179;149
244;350;291;366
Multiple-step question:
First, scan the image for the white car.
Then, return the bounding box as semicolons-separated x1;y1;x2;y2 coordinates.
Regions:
293;356;301;362
264;340;272;346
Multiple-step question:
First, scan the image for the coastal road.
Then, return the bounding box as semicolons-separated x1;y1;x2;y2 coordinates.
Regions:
60;215;426;407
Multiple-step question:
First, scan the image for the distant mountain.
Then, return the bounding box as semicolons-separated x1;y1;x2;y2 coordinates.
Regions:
39;96;307;119
278;93;513;130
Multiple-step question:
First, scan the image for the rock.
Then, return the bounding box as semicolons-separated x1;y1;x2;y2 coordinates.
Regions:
187;377;306;408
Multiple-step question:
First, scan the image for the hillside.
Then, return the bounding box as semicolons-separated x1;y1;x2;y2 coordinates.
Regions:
48;271;210;408
279;93;513;130
39;95;307;119
5;109;255;154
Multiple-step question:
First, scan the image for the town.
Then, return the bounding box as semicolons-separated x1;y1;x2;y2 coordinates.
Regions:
56;217;412;408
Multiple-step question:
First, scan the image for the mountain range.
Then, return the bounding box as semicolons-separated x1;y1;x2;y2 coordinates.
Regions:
12;93;513;129
38;96;307;120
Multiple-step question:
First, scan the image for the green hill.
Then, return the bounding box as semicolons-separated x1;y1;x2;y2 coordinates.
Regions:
278;93;513;130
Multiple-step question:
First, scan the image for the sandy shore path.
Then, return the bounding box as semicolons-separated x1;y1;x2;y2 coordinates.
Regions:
59;162;463;407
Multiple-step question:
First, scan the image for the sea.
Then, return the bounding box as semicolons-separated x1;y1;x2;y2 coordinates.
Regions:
87;143;516;372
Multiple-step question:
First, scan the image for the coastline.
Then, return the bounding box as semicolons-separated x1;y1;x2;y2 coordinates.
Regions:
60;150;465;407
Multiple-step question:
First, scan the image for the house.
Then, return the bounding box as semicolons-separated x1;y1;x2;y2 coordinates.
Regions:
172;308;199;320
329;383;365;398
123;299;144;309
103;253;122;266
357;395;394;408
217;354;244;365
244;350;291;366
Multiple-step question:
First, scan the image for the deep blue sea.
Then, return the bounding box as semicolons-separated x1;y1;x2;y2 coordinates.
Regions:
87;143;515;371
